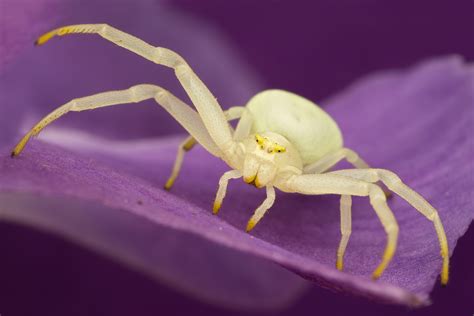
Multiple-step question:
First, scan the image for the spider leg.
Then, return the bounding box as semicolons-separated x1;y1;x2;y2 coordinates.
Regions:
34;24;236;154
303;148;391;271
337;195;352;271
11;84;221;158
213;170;242;214
164;136;197;190
328;168;449;285
303;148;369;174
277;173;399;280
165;106;246;190
304;147;393;196
246;185;276;232
224;106;246;122
213;172;276;232
232;108;254;142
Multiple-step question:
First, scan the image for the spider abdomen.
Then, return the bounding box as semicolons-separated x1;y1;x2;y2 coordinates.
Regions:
246;89;343;165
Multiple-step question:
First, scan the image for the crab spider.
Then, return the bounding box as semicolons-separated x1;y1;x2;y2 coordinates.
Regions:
11;24;449;285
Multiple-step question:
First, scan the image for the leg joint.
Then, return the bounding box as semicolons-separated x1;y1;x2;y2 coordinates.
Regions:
341;230;352;237
386;223;399;235
342;148;359;163
375;169;402;185
340;195;352;206
368;184;386;200
153;47;186;69
154;89;170;103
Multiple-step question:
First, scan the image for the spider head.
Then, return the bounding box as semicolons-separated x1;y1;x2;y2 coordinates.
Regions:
242;132;303;188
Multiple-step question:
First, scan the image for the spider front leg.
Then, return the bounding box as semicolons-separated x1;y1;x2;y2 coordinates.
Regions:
213;170;242;214
246;186;276;232
11;84;221;158
164;106;246;190
277;173;399;280
34;24;237;155
329;168;449;285
213;170;276;232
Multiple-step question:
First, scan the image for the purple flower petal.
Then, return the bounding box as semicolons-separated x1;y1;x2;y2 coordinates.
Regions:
0;191;308;310
0;0;60;71
1;56;472;308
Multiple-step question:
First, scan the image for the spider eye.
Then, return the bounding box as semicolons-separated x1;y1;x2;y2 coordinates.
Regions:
255;134;265;145
274;145;286;153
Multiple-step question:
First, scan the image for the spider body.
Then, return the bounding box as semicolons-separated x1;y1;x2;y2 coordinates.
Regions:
246;89;343;164
224;89;344;189
12;24;449;285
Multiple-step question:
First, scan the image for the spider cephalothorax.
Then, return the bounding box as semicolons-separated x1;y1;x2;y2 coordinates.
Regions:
241;132;300;188
11;24;449;285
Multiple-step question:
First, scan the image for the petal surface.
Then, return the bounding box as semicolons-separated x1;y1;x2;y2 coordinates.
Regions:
1;56;472;306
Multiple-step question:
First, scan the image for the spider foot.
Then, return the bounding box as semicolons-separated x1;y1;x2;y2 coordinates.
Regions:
441;260;449;286
11;132;33;158
371;270;382;280
212;201;221;215
35;29;58;46
164;177;175;191
246;219;256;232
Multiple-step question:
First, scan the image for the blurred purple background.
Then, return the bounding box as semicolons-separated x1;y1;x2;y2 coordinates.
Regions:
1;0;473;315
171;0;474;101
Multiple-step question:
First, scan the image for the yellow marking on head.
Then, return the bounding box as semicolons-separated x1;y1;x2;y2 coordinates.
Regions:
273;144;286;153
254;134;286;154
255;134;265;145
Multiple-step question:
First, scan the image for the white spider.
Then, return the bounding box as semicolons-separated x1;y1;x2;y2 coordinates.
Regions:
11;24;449;284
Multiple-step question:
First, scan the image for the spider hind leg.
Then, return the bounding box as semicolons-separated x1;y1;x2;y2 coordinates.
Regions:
330;168;449;285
